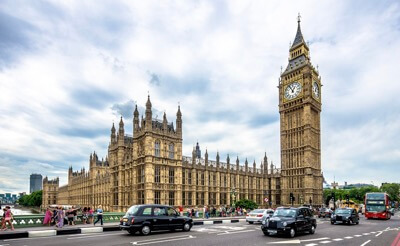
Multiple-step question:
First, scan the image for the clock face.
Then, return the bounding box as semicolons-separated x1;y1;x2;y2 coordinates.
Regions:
312;81;320;98
284;82;302;100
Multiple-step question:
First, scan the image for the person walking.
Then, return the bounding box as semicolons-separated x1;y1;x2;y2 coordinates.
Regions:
43;207;53;226
88;207;94;224
82;207;88;225
93;205;103;226
67;207;74;226
1;206;14;231
1;208;6;230
56;206;64;228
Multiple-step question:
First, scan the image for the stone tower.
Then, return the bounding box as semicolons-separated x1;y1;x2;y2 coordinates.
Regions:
279;15;323;206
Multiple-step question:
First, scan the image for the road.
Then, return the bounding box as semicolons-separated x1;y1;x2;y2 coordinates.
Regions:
1;214;400;246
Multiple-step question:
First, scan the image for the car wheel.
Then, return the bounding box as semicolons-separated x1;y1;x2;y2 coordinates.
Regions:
140;225;151;236
248;221;254;224
128;229;136;235
356;220;359;225
309;225;315;234
263;231;269;236
289;228;296;238
331;221;334;225
183;222;191;232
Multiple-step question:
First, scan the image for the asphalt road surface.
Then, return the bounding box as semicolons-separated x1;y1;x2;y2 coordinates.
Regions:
2;214;400;246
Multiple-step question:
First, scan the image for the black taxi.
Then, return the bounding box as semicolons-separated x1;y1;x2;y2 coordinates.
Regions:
261;207;317;238
331;208;359;225
119;204;193;235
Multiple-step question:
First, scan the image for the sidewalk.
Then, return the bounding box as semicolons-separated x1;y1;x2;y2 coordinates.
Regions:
0;216;246;240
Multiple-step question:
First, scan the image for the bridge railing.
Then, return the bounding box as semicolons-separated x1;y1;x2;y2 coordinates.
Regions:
7;212;125;228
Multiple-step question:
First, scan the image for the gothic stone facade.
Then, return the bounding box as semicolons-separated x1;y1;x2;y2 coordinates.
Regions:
42;19;323;211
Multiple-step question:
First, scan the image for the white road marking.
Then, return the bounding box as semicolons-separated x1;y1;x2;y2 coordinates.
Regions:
360;240;371;246
333;238;343;241
344;236;353;239
305;244;318;246
268;239;301;244
370;232;376;234
217;229;255;236
375;231;383;237
67;232;125;240
131;235;195;245
363;233;370;235
320;241;332;244
301;238;330;242
354;235;362;237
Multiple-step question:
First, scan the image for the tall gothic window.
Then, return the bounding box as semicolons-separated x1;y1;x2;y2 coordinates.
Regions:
168;143;174;159
188;192;192;205
138;191;144;204
155;166;160;183
154;191;161;204
169;191;175;205
155;140;161;157
188;172;192;185
138;166;144;183
182;169;186;185
169;167;175;184
201;172;205;186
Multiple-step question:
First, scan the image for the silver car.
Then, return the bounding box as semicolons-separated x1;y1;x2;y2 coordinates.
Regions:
246;209;274;224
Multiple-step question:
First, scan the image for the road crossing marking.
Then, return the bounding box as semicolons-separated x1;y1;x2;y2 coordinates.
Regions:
131;235;195;245
360;239;371;246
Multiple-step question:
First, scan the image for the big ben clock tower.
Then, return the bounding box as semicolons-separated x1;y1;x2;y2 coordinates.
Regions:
279;15;323;206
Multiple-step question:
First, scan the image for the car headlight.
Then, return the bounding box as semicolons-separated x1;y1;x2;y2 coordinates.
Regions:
346;217;349;220
331;214;335;219
283;222;287;227
262;220;266;225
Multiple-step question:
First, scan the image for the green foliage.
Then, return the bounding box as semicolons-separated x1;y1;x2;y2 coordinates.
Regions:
323;184;397;206
381;183;400;201
235;199;258;210
18;190;42;207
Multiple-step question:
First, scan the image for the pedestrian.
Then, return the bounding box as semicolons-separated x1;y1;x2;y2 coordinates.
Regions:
88;207;94;224
43;207;53;226
93;205;103;226
82;207;88;225
1;208;6;230
67;207;74;226
1;206;14;231
72;206;77;225
191;208;195;218
56;206;64;228
205;206;209;219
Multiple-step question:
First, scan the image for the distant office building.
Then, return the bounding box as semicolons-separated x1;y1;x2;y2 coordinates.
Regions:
30;174;43;193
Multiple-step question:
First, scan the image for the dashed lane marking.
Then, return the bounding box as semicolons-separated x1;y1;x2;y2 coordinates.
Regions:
131;235;195;245
354;235;362;237
320;241;332;244
333;238;343;241
344;236;353;239
375;231;383;237
305;244;318;246
363;233;371;235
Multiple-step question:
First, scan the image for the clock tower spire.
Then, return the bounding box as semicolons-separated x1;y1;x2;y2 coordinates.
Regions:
279;15;323;207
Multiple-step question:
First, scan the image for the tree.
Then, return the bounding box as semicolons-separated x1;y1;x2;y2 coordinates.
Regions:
381;183;400;202
17;190;42;207
235;199;258;210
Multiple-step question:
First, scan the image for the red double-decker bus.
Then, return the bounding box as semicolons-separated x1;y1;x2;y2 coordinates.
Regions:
364;192;391;220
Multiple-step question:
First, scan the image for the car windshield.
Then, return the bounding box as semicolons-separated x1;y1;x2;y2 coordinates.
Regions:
126;206;140;216
251;209;265;214
273;209;296;217
336;209;351;214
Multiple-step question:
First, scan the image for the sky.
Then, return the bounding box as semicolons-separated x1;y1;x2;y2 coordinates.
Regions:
0;0;399;194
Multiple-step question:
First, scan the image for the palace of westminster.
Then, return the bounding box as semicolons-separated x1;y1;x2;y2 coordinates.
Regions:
43;18;323;212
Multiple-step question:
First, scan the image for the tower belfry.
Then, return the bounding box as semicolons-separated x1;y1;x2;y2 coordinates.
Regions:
279;15;323;206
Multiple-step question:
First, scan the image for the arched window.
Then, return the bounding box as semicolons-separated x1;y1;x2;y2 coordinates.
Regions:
168;143;174;159
155;140;160;157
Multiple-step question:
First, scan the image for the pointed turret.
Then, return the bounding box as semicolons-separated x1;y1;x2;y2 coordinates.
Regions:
291;13;306;49
145;95;152;130
111;122;116;143
205;148;208;167
133;105;139;133
195;142;201;159
216;151;220;168
163;112;167;131
245;158;248;172
176;105;182;136
253;160;256;171
264;152;268;173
